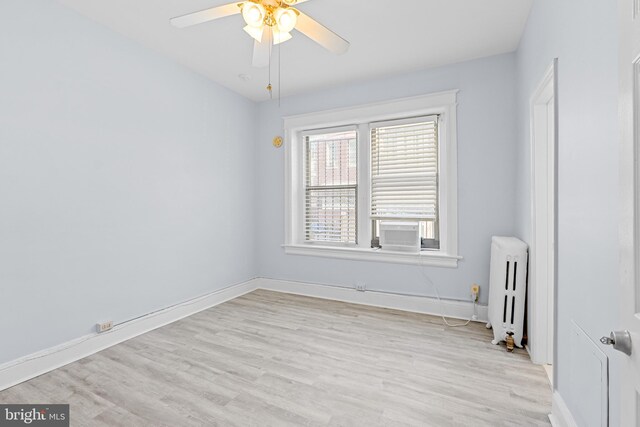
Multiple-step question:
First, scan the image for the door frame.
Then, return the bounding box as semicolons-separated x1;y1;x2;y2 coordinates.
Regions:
529;59;558;369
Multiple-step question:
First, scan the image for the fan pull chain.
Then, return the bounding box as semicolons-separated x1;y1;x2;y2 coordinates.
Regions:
267;27;273;99
278;34;281;107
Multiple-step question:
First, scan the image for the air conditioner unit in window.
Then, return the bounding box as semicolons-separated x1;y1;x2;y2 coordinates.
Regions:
379;221;420;252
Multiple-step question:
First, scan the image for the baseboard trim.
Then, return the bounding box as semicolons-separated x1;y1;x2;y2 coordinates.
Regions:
0;279;259;391
549;390;578;427
1;276;488;392
257;278;488;323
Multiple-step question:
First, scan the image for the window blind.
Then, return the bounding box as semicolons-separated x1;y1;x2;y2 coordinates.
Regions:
370;116;439;221
304;129;357;244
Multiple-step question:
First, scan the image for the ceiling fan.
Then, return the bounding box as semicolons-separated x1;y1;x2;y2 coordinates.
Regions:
170;0;350;69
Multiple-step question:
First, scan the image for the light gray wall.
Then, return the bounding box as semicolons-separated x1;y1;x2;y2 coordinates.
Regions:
0;0;257;364
256;54;517;305
514;0;619;424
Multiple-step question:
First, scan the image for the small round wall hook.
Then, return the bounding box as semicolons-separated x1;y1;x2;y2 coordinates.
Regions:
273;136;283;148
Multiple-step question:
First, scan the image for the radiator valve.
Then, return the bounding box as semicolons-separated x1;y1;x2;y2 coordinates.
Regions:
506;332;515;352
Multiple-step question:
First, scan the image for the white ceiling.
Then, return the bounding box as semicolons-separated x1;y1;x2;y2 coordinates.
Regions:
57;0;533;102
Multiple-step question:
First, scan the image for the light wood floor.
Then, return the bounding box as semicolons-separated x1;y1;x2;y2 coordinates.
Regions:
1;290;551;426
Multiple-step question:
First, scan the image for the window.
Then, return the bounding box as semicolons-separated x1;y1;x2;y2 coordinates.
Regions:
284;91;460;267
370;116;440;250
304;129;358;244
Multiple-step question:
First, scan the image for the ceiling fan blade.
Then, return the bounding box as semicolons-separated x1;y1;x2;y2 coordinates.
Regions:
252;35;272;68
170;3;241;28
295;12;349;55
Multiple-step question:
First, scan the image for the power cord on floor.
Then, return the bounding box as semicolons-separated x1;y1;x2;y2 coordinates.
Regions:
419;255;472;328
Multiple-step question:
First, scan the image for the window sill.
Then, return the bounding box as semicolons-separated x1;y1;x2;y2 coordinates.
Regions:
282;244;461;268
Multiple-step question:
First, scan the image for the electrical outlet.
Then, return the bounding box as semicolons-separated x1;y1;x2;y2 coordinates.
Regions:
471;284;480;302
355;282;366;292
96;320;113;333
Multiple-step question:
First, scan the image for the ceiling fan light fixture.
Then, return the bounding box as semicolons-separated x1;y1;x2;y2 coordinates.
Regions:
242;2;266;28
243;24;264;42
272;28;292;45
274;8;298;33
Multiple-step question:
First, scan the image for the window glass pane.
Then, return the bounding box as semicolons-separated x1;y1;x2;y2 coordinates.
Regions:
371;119;438;220
307;131;357;188
306;188;357;243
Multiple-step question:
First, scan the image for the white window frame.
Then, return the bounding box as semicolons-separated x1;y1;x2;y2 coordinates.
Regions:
283;90;460;267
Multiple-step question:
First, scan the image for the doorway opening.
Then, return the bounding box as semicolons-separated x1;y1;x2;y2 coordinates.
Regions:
528;59;557;386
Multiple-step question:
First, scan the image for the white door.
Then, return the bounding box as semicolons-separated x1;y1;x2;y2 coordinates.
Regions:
619;0;640;424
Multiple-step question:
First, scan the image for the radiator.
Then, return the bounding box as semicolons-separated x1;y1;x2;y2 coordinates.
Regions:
487;236;528;348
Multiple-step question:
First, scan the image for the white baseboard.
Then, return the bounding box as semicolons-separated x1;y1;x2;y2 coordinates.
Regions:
549;391;578;427
0;279;259;391
1;276;487;392
257;278;488;323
